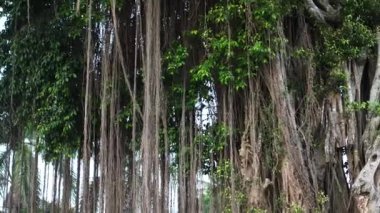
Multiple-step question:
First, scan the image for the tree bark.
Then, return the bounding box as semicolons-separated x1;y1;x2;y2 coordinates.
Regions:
62;157;71;213
352;29;380;213
81;0;93;212
141;0;161;212
29;138;38;213
265;51;317;209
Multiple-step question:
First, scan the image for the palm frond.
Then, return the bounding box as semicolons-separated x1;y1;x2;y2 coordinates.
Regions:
11;142;34;210
71;158;78;205
0;148;11;197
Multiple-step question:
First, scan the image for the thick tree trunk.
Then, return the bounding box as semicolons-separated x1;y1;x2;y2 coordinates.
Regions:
265;51;317;209
323;92;351;211
352;30;380;213
141;0;161;212
239;77;268;209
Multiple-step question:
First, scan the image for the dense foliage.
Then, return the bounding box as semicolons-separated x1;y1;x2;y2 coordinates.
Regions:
0;0;379;212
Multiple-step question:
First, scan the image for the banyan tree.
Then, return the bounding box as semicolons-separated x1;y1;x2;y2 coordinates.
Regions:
0;0;380;212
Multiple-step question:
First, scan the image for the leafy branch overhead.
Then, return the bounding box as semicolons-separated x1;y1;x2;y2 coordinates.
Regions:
0;0;379;212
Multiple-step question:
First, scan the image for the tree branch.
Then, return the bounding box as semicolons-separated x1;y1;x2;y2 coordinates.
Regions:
305;0;341;24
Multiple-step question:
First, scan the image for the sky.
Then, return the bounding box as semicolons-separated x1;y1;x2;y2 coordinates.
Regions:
0;7;4;31
0;18;4;31
0;13;4;78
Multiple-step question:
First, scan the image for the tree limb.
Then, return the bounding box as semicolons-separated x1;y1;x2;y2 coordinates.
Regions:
305;0;341;24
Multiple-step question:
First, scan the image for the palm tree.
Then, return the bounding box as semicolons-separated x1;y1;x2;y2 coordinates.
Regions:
3;142;36;212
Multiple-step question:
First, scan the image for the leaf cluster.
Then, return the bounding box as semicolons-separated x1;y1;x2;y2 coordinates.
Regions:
0;0;85;160
190;0;290;90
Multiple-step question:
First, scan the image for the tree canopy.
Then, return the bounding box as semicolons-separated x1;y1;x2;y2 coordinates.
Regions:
0;0;380;212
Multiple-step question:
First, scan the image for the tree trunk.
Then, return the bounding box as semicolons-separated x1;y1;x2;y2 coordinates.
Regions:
141;0;161;212
75;153;81;213
265;51;317;209
352;29;380;213
62;157;71;213
29;138;38;213
52;161;59;213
